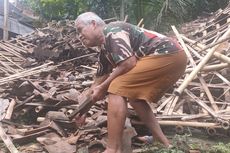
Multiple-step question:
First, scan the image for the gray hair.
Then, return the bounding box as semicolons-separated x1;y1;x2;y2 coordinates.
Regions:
75;12;105;26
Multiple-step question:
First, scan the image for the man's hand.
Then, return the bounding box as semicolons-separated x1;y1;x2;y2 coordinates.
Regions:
91;85;107;102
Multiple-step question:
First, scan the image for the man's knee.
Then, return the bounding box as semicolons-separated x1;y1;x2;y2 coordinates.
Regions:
108;94;125;103
129;99;146;106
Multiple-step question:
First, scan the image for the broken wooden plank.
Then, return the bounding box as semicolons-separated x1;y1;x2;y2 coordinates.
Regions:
0;123;19;153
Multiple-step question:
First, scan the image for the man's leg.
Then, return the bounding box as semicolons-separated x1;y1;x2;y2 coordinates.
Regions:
104;94;127;153
129;100;170;147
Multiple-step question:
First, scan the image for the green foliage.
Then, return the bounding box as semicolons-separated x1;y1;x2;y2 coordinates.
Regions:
191;0;229;19
140;134;230;153
209;142;230;153
18;0;229;31
140;145;184;153
86;0;121;19
19;0;88;20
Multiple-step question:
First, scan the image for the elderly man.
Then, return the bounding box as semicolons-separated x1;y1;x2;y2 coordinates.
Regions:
75;12;187;153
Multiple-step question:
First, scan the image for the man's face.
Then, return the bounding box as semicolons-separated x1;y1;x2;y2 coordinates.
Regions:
75;21;98;47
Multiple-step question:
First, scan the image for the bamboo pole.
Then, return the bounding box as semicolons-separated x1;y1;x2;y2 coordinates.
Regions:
157;96;174;112
0;52;24;70
4;42;30;54
185;89;217;118
0;62;54;84
137;18;144;27
182;35;230;64
185;63;229;73
37;117;45;122
166;96;179;115
172;25;219;111
174;26;230;95
177;79;229;89
35;106;44;113
132;120;221;128
59;53;97;65
0;60;17;73
186;44;203;59
198;75;219;111
0;43;26;61
214;72;230;86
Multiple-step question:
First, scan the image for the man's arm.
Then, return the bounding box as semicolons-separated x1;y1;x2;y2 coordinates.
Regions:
101;55;136;89
91;74;110;88
92;55;137;101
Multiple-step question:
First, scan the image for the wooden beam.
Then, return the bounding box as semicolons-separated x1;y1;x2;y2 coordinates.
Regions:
3;0;9;41
0;123;19;153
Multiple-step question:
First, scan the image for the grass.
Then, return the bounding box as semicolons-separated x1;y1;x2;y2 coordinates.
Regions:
139;134;230;153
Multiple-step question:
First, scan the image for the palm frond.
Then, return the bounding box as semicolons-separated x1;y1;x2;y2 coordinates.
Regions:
155;0;194;29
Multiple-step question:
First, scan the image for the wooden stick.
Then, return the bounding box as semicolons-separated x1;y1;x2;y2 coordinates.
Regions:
198;75;219;111
0;52;24;70
0;62;55;85
0;43;26;61
80;65;97;71
0;66;10;76
4;99;16;120
59;53;97;65
137;18;144;27
4;41;31;53
186;44;203;59
157;96;174;112
0;123;19;153
124;15;128;22
162;96;176;115
166;96;180;115
185;89;217;118
0;60;17;73
214;72;230;86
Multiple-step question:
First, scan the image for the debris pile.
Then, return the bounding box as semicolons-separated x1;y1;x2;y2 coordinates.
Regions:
0;5;230;153
155;6;230;135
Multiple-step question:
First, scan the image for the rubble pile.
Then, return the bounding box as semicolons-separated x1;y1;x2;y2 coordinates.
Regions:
0;4;230;153
156;6;230;134
0;19;104;153
9;20;95;63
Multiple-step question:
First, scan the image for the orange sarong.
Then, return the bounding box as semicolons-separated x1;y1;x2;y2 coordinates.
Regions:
108;51;187;102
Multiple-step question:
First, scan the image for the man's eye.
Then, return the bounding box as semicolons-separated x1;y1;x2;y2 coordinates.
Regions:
77;28;82;33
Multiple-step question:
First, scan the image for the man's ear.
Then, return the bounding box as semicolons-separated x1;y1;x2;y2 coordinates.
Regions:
91;20;97;29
